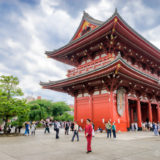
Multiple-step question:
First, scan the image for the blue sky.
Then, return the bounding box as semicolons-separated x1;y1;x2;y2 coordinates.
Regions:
0;0;160;104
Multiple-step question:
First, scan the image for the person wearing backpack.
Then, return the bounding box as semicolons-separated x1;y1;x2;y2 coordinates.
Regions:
54;121;60;139
71;122;79;142
44;122;50;134
65;121;69;135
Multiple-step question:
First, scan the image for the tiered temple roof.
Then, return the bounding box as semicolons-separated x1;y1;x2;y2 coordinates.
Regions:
41;9;160;99
45;9;160;66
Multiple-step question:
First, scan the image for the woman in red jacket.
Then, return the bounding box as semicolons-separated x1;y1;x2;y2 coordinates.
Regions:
85;119;93;153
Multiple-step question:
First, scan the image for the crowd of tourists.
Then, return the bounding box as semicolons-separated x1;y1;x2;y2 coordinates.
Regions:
1;119;160;153
131;121;160;136
21;119;117;153
23;120;77;138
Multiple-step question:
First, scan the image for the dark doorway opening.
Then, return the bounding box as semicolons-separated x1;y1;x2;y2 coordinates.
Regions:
141;102;149;123
128;100;137;125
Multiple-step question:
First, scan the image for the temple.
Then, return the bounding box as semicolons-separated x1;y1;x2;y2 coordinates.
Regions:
40;10;160;131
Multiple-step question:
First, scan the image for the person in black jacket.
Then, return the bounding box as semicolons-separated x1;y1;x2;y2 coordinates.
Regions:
71;122;74;131
65;121;69;135
44;122;50;134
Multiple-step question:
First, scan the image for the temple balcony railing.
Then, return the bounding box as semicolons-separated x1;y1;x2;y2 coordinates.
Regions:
126;60;159;80
67;55;115;77
67;55;159;79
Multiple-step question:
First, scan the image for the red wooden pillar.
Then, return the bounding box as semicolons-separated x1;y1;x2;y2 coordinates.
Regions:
148;102;152;122
125;95;130;128
89;94;93;121
157;104;160;122
137;99;142;128
130;107;134;123
74;96;77;122
109;90;113;121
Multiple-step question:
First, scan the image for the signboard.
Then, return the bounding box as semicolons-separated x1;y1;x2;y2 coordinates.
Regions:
117;87;126;116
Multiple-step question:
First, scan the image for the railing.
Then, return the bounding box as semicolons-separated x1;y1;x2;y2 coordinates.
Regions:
67;55;159;80
67;55;115;77
127;61;159;80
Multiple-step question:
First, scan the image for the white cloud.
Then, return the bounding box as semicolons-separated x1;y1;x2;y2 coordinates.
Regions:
86;0;115;20
142;25;160;49
121;0;158;28
40;0;59;15
6;39;22;49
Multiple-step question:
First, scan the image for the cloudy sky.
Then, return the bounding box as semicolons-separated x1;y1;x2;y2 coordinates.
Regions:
0;0;160;104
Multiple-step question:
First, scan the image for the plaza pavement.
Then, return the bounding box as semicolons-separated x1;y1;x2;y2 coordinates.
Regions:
0;128;160;160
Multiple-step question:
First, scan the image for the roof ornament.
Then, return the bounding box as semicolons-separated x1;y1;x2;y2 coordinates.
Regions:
117;51;121;57
114;8;118;14
83;10;88;16
83;10;91;19
115;63;121;74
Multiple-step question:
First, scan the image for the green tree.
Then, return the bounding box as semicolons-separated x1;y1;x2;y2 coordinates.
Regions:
0;75;23;99
51;101;71;117
28;99;52;121
27;100;71;121
0;75;27;133
55;112;73;121
28;103;47;121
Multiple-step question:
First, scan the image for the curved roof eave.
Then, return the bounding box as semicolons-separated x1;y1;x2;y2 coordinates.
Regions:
40;55;159;88
45;10;117;56
115;12;160;53
45;9;160;58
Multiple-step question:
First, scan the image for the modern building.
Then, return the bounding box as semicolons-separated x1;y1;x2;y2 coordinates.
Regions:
40;10;160;131
26;96;41;103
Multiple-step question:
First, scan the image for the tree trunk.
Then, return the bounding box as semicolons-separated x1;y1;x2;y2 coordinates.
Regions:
3;117;8;134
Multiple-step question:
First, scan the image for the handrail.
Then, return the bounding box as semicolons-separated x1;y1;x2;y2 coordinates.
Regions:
67;55;159;79
67;55;115;77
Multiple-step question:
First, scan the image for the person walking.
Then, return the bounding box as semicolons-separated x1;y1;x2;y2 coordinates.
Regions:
44;122;50;134
85;119;93;153
65;121;69;135
54;121;60;139
153;123;159;136
71;122;79;142
24;122;30;136
106;120;111;138
71;122;74;131
112;122;116;138
31;122;36;136
158;122;160;135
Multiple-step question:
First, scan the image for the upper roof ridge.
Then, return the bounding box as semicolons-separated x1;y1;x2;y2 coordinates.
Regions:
82;10;103;25
45;9;160;58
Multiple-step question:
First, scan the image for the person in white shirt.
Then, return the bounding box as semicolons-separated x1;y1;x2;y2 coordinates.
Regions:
31;122;36;135
131;123;134;131
54;121;60;139
71;122;79;141
135;123;138;131
149;122;152;131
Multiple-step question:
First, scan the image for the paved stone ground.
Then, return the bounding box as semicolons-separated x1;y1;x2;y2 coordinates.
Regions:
0;129;160;160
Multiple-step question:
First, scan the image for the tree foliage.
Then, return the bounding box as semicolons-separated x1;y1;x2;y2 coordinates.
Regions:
0;75;23;99
51;101;71;117
0;75;28;133
28;100;72;121
0;75;74;134
55;112;74;121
